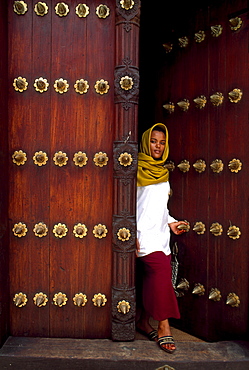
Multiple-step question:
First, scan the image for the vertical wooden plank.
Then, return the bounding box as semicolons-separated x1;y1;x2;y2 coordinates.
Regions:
49;0;115;338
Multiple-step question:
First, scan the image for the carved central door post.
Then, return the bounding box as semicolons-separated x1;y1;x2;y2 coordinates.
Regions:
112;0;140;341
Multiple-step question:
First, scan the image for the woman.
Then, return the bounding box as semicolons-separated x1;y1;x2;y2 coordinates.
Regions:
136;123;187;354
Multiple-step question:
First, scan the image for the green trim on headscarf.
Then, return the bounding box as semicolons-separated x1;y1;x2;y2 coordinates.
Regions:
137;123;169;187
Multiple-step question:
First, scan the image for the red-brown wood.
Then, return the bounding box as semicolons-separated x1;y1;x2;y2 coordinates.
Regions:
139;0;249;341
0;0;9;347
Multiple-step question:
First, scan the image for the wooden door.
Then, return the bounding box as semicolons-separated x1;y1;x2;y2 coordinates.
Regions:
5;0;140;341
139;0;249;341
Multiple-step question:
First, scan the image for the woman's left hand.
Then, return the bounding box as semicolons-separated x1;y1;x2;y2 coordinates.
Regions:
169;221;188;235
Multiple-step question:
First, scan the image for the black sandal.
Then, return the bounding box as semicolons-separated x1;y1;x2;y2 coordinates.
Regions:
136;327;158;341
157;335;176;354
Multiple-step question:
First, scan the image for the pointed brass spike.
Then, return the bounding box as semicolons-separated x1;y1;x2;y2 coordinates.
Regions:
192;283;205;296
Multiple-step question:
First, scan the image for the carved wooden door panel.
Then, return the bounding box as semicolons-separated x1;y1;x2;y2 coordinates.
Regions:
140;0;249;341
7;0;140;340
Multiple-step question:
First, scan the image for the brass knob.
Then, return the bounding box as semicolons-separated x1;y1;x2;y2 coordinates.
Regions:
117;228;131;242
74;79;89;94
177;278;190;291
53;223;68;238
229;17;242;31
177;160;190;172
210;159;224;173
178;36;189;48
163;102;175;113
117;300;130;314
210;92;224;106
211;25;223;37
162;43;173;54
193;159;206;173
13;1;28;15
34;2;49;16
96;4;110;18
33;222;48;238
120;0;135;10
94;79;110;94
194;30;205;43
227;225;241;240
13;292;28;307
118;152;133;167
75;4;89;17
55;2;70;17
12;222;28;237
33;151;48;166
164;161;175;171
93;224;108;239
53;292;68;307
228;88;242;103
53;151;68;167
73;293;88;307
93;152;109;167
177;221;190;232
210;222;223;236
209;288;222;302
13;76;28;92
33;292;48;307
228;158;242;173
192;283;205;296
54;78;69;93
177;99;190;112
73;151;88;167
92;293;107;307
120;76;134;91
226;292;240;307
73;223;88;238
193;221;205;235
12;150;27;165
34;77;49;93
193;95;207;109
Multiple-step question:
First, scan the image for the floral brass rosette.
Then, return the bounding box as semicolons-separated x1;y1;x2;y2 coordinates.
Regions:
92;293;107;307
120;75;133;91
13;1;28;15
117;227;131;242
73;223;88;238
75;4;89;17
73;293;88;307
117;300;130;314
34;77;49;93
33;292;48;307
94;79;110;95
53;292;68;306
55;2;69;17
74;79;89;94
93;152;108;167
13;222;28;238
33;151;48;166
34;2;49;16
13;76;28;92
120;0;134;10
13;292;28;307
33;222;48;237
73;151;88;167
53;151;68;166
53;223;68;238
54;78;69;94
12;150;27;165
96;4;110;18
93;224;108;239
118;152;133;167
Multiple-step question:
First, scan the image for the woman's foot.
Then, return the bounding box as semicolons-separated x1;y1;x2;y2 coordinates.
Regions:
157;319;176;353
136;317;158;341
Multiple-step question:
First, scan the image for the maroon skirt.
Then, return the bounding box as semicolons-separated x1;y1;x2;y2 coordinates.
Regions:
137;251;180;321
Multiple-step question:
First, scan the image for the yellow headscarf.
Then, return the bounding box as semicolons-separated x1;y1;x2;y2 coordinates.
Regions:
137;123;169;187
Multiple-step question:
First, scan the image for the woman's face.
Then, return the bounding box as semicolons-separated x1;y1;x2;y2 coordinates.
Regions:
150;130;166;159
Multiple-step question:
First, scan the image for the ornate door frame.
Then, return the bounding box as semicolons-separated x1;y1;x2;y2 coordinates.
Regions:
111;0;140;341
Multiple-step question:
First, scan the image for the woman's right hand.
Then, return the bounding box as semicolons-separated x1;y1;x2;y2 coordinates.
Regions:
136;238;140;256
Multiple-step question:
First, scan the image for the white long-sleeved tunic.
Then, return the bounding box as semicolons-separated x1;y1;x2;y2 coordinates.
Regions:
136;181;177;257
